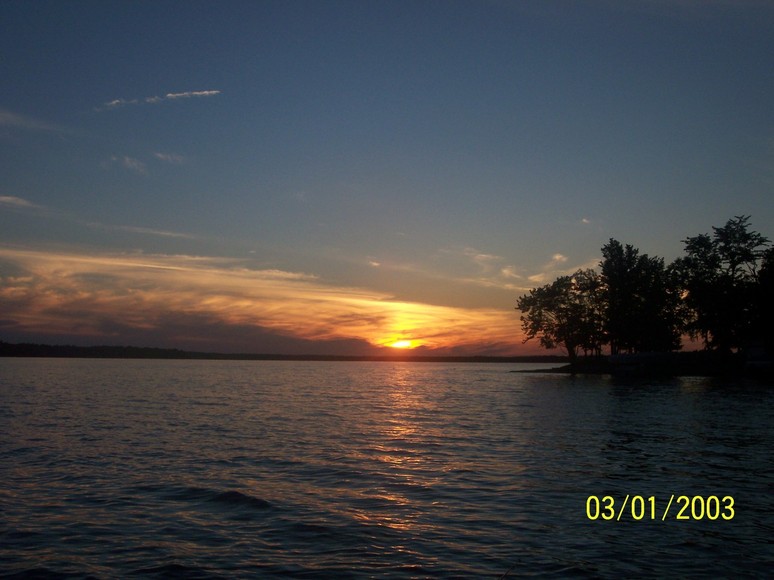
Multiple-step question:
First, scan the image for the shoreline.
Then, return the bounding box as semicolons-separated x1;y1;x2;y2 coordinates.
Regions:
3;341;771;378
0;340;566;364
513;354;774;379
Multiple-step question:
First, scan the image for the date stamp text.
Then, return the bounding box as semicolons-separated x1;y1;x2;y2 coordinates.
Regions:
585;495;735;521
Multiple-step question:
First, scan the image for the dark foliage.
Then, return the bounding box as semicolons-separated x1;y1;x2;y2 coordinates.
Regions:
672;216;770;353
517;216;771;359
601;240;682;354
516;269;604;363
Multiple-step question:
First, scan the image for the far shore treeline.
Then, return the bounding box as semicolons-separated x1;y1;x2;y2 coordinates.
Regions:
0;341;566;365
516;216;774;370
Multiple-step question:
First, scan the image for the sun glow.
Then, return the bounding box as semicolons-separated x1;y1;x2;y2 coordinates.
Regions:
388;339;415;349
0;247;530;355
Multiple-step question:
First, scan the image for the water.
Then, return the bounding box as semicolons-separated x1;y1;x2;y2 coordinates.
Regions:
1;359;772;578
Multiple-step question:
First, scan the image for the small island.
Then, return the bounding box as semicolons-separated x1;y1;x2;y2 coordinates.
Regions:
514;216;774;378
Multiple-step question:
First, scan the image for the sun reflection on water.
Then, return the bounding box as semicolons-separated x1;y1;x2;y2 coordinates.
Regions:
344;364;449;532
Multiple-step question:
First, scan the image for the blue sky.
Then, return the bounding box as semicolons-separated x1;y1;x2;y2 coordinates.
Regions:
1;0;773;354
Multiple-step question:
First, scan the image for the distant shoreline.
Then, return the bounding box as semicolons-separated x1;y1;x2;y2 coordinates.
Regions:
4;341;770;378
513;351;774;379
0;341;567;364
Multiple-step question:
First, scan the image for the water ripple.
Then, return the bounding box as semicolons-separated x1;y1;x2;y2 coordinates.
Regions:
1;359;772;578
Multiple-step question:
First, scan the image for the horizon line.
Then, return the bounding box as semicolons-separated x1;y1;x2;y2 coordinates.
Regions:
0;340;565;363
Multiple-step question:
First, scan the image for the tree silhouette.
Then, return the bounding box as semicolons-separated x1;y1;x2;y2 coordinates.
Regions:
754;248;774;353
600;239;682;354
516;216;771;365
516;269;604;363
570;268;606;357
672;216;770;353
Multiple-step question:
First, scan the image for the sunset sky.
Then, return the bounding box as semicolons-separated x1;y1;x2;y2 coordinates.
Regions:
1;0;773;355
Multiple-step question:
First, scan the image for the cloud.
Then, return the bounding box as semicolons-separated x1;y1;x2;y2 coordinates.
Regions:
456;247;531;291
106;155;147;175
0;194;194;240
0;108;61;132
120;156;146;174
96;90;221;111
0;195;53;221
524;253;595;285
107;152;187;172
527;273;547;283
0;195;41;209
99;224;195;239
419;246;530;294
463;247;502;271
153;152;185;164
165;90;221;100
99;98;139;110
0;248;530;355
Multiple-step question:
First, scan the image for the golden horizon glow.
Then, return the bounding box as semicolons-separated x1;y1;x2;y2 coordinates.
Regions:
0;247;533;354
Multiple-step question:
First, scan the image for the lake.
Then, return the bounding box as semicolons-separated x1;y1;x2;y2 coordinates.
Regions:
0;358;772;578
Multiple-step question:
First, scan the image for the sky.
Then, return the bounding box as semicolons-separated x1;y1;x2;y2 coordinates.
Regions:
1;0;773;356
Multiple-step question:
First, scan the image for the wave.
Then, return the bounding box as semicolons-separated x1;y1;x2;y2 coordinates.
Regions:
154;485;272;510
0;567;100;580
128;562;223;579
209;490;271;509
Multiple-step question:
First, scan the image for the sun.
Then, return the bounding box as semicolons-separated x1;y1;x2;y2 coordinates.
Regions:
388;339;414;349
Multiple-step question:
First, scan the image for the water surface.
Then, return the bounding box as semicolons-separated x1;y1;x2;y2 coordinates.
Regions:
1;359;772;577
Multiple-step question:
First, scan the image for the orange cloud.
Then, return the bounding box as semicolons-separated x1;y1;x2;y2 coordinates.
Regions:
0;248;531;355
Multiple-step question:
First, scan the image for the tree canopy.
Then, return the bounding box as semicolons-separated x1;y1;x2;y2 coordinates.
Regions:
601;239;682;354
672;216;770;353
516;269;604;363
516;216;771;359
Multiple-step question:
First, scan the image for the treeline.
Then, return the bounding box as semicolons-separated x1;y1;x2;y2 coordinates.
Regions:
0;342;201;359
516;216;774;363
0;341;567;363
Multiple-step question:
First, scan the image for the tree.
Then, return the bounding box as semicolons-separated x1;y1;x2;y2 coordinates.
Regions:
600;239;682;354
672;216;770;352
570;268;607;357
516;269;604;363
753;247;774;353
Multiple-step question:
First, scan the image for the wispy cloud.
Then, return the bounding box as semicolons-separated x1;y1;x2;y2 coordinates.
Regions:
107;155;147;175
104;152;187;173
530;254;569;277
99;98;137;110
0;248;529;355
432;246;527;291
0;195;194;240
93;223;195;239
367;245;594;297
165;90;221;100
96;90;221;111
386;246;524;295
463;247;502;272
0;108;61;132
500;265;521;279
153;152;185;164
0;195;42;209
526;253;597;284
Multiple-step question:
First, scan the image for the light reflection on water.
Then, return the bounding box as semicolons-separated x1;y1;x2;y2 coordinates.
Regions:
0;359;772;578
